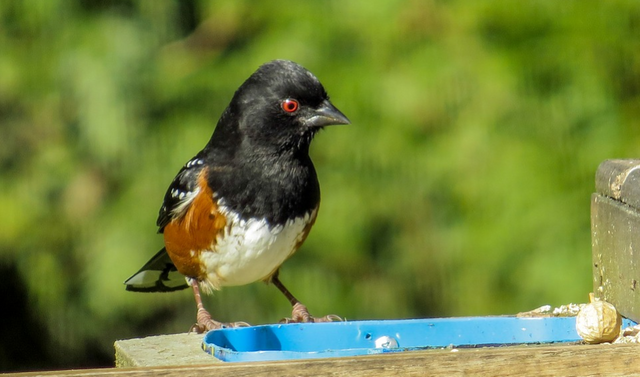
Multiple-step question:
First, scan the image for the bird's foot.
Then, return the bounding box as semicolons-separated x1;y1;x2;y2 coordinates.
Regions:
279;302;343;324
190;307;251;333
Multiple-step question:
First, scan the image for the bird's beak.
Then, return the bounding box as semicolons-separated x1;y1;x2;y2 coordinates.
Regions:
305;99;350;128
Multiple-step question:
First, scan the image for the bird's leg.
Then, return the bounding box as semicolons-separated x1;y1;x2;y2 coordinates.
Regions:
189;278;250;333
190;278;225;333
270;272;342;323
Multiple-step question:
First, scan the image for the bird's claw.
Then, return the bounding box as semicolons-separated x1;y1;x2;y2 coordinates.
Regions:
190;320;252;333
279;315;343;324
317;314;344;322
190;308;251;333
279;302;344;324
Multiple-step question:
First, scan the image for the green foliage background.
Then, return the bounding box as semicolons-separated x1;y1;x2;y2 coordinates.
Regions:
1;0;639;371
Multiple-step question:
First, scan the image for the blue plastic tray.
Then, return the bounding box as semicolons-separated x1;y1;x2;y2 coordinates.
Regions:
203;317;636;362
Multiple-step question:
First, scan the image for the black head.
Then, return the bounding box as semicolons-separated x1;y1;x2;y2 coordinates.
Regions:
208;60;349;157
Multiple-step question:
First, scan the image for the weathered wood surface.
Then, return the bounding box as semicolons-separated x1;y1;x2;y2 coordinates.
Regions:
10;342;640;377
592;159;640;323
114;333;213;367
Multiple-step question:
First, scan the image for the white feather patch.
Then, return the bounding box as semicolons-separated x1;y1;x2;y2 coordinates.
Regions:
198;207;317;290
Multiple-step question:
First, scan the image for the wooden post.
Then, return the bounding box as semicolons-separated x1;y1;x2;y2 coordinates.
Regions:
592;159;640;322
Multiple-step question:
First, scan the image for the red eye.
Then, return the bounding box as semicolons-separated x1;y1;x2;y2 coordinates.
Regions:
281;98;299;113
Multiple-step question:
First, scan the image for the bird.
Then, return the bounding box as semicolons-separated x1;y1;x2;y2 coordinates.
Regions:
124;59;350;332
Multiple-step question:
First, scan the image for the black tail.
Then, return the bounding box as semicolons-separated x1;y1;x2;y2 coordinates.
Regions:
124;248;189;292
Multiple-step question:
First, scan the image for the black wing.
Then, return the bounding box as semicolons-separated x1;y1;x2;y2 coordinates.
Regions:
123;248;189;292
156;154;206;232
125;154;207;293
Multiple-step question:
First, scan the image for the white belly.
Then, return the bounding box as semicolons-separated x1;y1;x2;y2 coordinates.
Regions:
198;208;316;290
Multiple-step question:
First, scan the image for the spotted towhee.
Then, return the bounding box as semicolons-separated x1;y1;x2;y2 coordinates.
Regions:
124;60;350;332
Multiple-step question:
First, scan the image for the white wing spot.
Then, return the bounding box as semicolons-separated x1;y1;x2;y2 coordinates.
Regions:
170;187;201;217
186;158;204;168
